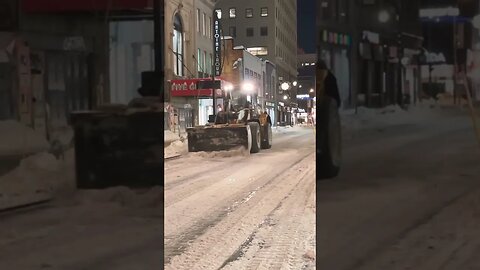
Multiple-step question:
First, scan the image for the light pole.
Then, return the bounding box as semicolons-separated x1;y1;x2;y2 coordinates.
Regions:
379;0;403;107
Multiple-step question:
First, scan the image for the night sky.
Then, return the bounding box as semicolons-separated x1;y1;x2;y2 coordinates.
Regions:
297;0;316;54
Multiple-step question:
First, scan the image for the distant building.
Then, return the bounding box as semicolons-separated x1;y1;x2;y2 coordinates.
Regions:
214;0;298;112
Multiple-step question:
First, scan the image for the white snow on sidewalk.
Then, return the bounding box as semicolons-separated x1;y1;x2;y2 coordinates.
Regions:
340;101;452;134
0;149;76;209
0;120;49;156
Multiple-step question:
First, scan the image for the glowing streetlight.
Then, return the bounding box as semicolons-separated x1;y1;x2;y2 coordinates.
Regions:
378;10;390;23
473;14;480;29
224;83;234;91
310;88;314;93
299;85;302;88
280;82;290;91
292;81;298;87
241;82;255;93
283;95;288;100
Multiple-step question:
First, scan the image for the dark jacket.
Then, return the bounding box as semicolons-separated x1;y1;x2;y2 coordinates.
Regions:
324;71;341;108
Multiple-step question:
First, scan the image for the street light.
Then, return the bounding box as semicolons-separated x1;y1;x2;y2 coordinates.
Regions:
309;88;314;93
280;82;290;91
224;82;234;91
378;10;390;23
283;95;288;100
473;14;480;29
292;81;298;87
241;81;255;93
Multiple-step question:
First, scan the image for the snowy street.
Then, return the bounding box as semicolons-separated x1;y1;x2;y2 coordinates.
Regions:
1;106;480;269
164;126;316;269
319;106;480;270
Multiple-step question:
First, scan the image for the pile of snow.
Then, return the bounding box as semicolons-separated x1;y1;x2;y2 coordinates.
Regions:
0;120;49;156
341;103;443;134
165;139;188;158
165;130;181;144
0;149;76;203
188;146;250;158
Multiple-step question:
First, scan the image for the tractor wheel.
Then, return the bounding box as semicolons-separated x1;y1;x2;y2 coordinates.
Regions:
261;123;272;149
248;122;261;153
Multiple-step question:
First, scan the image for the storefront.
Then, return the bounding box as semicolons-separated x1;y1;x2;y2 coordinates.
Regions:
170;78;226;129
265;101;276;127
277;101;285;125
319;30;352;109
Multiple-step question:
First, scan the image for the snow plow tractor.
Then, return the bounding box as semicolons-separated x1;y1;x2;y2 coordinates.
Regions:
187;106;273;154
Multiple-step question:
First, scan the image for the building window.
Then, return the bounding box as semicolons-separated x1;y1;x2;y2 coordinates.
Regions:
173;13;184;76
246;8;253;18
196;9;201;32
208;16;212;38
261;7;268;17
229;26;236;38
260;27;268;36
246;27;254;37
197;48;203;76
202;12;206;36
209;53;213;76
229;8;236;18
203;50;208;77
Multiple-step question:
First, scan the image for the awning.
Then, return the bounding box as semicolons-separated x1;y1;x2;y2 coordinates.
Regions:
21;0;152;13
170;78;229;98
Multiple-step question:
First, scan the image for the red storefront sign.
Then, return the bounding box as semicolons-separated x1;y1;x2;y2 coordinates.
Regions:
170;78;224;97
21;0;151;13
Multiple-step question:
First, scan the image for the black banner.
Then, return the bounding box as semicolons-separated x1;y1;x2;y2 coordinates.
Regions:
213;10;222;76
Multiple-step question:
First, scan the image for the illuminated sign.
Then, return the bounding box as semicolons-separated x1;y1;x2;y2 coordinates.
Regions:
296;94;310;99
170;78;224;97
214;10;222;76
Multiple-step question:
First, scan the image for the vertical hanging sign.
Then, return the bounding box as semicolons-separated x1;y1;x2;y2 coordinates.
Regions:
214;9;222;76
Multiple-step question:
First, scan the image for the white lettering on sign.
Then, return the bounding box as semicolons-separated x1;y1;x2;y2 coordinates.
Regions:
214;14;222;76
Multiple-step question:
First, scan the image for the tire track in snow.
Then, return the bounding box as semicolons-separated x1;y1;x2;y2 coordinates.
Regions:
164;132;307;190
164;153;315;269
221;163;316;270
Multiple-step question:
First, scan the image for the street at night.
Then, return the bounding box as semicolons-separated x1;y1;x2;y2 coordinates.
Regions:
2;0;480;269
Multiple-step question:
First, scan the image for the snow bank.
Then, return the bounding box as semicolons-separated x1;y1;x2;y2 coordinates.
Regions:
165;130;181;144
0;120;49;156
341;103;443;134
165;139;188;158
0;149;76;206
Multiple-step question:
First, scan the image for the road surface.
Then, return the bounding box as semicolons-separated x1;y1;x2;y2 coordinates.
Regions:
164;126;316;269
2;107;479;270
0;126;316;270
318;107;480;270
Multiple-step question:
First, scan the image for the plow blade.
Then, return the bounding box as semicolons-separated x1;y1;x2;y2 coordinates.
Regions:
187;125;251;152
